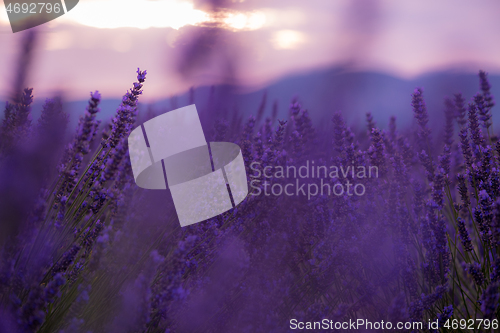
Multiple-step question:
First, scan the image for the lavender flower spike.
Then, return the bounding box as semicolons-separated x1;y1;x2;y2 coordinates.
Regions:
454;93;467;127
458;128;473;170
481;282;499;320
456;217;473;252
468;102;485;149
107;68;147;149
443;97;455;146
0;88;34;151
467;262;485;286
411;88;431;147
479;70;495;111
474;93;492;129
76;91;102;154
437;305;453;328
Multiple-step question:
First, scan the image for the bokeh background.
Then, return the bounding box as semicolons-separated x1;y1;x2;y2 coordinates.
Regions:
1;0;500;129
2;1;500;332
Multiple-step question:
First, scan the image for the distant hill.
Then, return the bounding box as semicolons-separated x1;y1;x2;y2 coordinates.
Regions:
6;67;500;136
147;68;500;134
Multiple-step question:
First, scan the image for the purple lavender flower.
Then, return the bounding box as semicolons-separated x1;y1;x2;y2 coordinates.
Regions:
0;88;34;152
213;118;229;142
490;258;500;283
467;262;485;286
411;88;431;148
289;130;303;160
418;149;435;183
136;67;147;83
479;70;495;111
398;136;415;168
262;117;273;144
474;93;492;129
431;169;445;209
366;112;376;134
146;236;197;331
76;91;102;154
468;102;485;150
37;97;69;146
92;70;147;207
241;115;256;172
56;91;102;202
272;120;286;150
413;181;425;217
456;218;473;252
437;305;453;327
402;256;418;299
477;190;494;247
296;109;314;148
242;115;256;142
438;145;451;185
19;285;46;331
458;127;473;170
368;128;386;176
480;282;499;320
106;69;147;149
479;145;493;184
454;93;467;127
81;220;104;252
409;284;447;323
52;245;81;276
490;168;500;199
3;68;500;332
253;131;264;162
443;97;455;146
44;273;66;303
332;112;346;155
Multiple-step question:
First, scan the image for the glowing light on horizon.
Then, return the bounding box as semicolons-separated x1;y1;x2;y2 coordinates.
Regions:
272;30;306;50
222;11;266;31
0;8;8;24
62;0;208;29
0;0;267;31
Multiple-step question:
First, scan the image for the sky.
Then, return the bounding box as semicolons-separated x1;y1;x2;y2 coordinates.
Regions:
1;0;500;101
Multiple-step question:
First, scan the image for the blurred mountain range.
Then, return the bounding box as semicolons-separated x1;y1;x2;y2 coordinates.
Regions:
16;67;500;136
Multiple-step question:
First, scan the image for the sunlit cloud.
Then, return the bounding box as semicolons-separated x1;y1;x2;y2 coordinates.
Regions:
62;0;208;29
0;0;268;31
222;11;267;31
0;0;270;34
0;7;8;25
59;0;266;31
271;30;306;50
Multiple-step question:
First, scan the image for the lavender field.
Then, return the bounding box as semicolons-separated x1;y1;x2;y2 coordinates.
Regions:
0;61;499;332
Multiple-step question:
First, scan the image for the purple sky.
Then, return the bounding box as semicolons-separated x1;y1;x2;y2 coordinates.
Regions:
1;0;500;101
